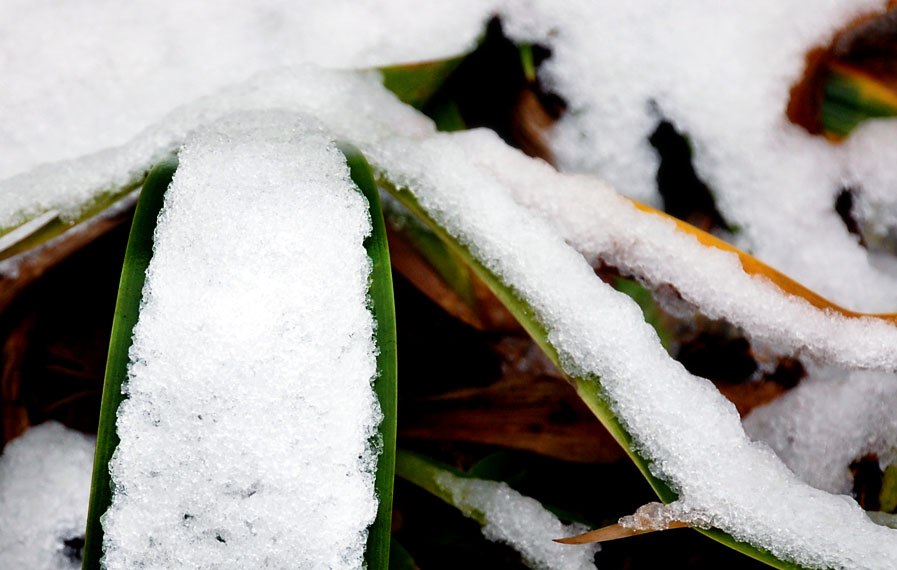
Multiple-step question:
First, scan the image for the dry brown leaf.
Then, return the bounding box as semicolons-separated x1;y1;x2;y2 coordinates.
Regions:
554;520;691;545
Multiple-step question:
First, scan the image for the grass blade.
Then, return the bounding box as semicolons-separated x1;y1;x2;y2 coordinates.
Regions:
381;181;809;570
82;158;177;570
0;180;145;262
340;143;398;570
84;146;396;570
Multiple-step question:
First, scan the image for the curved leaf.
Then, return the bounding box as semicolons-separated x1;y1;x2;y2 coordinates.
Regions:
381;181;809;570
340;143;398;570
395;449;476;519
0;179;145;262
83;146;397;570
82;158;176;570
626;196;897;324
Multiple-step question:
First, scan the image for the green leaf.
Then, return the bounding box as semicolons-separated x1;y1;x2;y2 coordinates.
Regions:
424;94;467;133
395;448;490;525
397;448;594;533
868;511;897;529
611;277;674;351
467;451;605;528
83;146;397;570
82;158;177;570
382;195;478;308
379;181;808;570
821;66;897;139
340;143;398;570
380;56;466;109
519;43;536;84
879;463;897;514
0;179;144;262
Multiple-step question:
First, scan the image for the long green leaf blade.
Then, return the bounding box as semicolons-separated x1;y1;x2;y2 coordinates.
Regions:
380;181;807;570
82;158;177;570
340;143;398;570
84;146;397;570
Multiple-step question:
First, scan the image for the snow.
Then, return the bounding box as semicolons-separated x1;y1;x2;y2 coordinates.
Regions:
435;472;599;570
451;127;897;371
371;129;897;569
0;65;431;233
0;0;496;188
1;2;897;566
745;365;897;494
101;112;381;570
0;422;96;570
501;0;897;313
0;210;60;255
844;120;897;248
618;502;700;532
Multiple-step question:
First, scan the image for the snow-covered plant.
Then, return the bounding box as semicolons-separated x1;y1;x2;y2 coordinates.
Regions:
2;3;897;570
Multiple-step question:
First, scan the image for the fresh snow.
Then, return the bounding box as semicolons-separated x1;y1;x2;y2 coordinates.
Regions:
500;0;897;312
2;2;897;566
0;422;95;570
2;59;895;566
370;130;897;569
102;112;381;570
0;66;431;232
452;128;897;371
745;365;897;495
435;472;599;570
0;0;496;186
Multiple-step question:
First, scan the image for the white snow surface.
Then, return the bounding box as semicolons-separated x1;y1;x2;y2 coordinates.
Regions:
0;65;431;231
500;0;897;312
2;61;895;565
1;5;897;562
435;472;599;570
0;422;96;570
102;112;381;570
745;365;897;495
5;0;897;311
844;120;897;242
618;501;706;532
371;130;897;569
0;0;496;187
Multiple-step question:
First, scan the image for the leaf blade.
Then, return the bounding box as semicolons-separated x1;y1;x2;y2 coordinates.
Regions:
380;180;810;570
81;158;177;570
340;143;398;570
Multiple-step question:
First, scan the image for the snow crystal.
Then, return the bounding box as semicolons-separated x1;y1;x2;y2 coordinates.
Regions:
450;128;897;371
0;422;95;570
371;130;897;569
435;472;599;570
0;0;496;184
618;502;701;532
500;0;897;312
745;364;897;494
102;111;381;570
